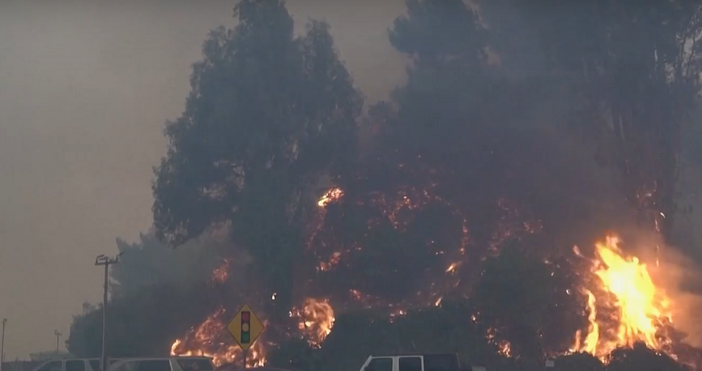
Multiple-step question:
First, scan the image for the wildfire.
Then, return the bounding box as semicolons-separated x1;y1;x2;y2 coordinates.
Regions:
571;235;674;359
170;306;267;367
290;298;335;347
174;185;692;369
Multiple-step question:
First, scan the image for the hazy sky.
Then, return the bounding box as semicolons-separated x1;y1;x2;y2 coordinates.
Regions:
0;0;406;359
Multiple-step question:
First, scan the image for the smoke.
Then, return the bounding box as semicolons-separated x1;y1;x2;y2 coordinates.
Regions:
110;225;251;298
627;232;702;348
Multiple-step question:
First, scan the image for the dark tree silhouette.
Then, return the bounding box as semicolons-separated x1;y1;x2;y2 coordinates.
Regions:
151;0;363;316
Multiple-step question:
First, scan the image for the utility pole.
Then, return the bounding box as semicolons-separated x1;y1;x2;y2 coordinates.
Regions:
1;318;6;371
95;254;120;371
54;330;62;352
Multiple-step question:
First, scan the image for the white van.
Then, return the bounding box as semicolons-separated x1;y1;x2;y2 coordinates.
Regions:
107;357;215;371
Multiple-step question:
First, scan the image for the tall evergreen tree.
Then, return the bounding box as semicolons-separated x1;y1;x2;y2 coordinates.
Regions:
152;0;363;316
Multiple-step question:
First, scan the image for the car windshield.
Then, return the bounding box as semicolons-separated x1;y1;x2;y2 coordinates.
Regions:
177;359;213;371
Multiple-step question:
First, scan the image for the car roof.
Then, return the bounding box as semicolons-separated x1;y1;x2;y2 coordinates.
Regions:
111;357;212;364
215;367;290;371
369;354;457;357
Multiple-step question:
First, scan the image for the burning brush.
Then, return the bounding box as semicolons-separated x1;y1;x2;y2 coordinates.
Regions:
170;187;702;369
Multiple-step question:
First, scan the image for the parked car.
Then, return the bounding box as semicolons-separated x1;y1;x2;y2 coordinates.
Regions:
360;354;461;371
107;357;215;371
33;358;123;371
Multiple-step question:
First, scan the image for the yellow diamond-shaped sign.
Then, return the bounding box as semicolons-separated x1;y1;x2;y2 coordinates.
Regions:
227;304;265;350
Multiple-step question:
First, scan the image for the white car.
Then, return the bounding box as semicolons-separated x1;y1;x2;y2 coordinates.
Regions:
360;354;461;371
107;357;215;371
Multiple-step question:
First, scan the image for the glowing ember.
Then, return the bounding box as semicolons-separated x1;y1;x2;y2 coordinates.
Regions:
318;251;342;272
434;296;443;306
290;298;335;347
210;259;231;285
487;327;513;358
389;308;408;322
170;306;267;367
445;262;460;274
318;188;344;207
571;235;673;359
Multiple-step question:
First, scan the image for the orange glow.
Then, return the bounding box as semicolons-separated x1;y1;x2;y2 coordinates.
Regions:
486;327;513;358
290;298;335;347
318;188;344;207
210;259;231;285
318;251;342;272
571;235;673;359
170;306;267;367
445;262;460;273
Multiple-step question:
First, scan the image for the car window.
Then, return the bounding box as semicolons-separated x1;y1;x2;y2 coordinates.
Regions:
38;361;61;371
423;355;459;371
366;358;393;371
46;361;63;371
66;361;85;371
399;357;422;371
176;359;214;371
89;361;101;371
114;362;138;371
137;361;171;371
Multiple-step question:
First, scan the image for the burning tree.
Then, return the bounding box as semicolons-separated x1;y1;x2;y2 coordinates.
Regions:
152;0;363;320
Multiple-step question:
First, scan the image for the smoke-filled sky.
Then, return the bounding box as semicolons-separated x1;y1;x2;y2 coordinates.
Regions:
0;0;407;359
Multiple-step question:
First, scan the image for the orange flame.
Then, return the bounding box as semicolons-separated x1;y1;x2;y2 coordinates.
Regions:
572;235;673;359
170;306;267;367
290;298;335;347
486;327;513;358
318;188;344;207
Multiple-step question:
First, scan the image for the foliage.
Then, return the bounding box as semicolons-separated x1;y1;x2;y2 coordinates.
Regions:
607;343;686;371
479;0;702;240
67;283;221;357
309;0;619;309
110;231;225;298
151;0;363;316
473;240;587;360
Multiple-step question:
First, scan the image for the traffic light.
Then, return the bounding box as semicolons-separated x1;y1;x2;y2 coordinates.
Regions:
241;311;250;343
